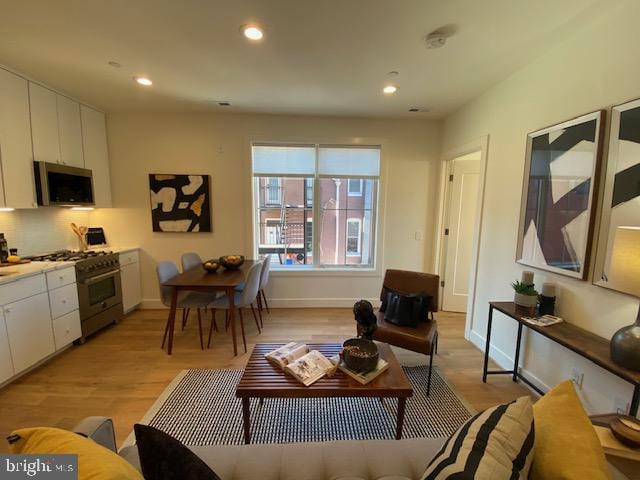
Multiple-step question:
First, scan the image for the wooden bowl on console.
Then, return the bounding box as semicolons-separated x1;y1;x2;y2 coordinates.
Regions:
219;255;245;270
611;415;640;448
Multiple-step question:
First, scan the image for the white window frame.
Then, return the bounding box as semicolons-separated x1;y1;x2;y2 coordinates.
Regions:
265;178;282;205
251;143;381;272
264;219;280;245
347;179;363;196
346;218;362;256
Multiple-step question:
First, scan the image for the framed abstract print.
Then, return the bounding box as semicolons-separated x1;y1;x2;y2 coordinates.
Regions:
593;98;640;292
149;174;212;232
516;110;605;279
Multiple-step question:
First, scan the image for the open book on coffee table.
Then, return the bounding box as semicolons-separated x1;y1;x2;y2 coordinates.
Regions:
265;342;334;386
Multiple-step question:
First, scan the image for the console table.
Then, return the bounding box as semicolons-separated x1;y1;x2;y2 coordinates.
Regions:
482;301;640;416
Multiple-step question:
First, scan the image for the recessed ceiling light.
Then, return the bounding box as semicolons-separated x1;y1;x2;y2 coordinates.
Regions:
383;85;398;94
108;61;122;68
242;25;264;41
424;32;447;49
409;107;430;113
217;101;231;107
134;76;153;86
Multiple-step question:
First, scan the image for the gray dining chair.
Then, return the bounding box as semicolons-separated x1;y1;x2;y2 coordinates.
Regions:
157;261;217;350
257;255;271;316
207;261;263;352
235;255;271;327
181;252;202;272
180;252;220;331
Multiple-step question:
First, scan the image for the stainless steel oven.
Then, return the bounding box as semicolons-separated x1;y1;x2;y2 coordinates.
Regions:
75;253;124;341
78;268;122;319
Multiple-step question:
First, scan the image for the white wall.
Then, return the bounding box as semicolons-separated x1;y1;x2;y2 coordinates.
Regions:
0;209;90;256
441;0;639;414
92;112;441;308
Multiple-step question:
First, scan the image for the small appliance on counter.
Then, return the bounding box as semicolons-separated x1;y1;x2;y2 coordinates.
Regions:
85;227;108;249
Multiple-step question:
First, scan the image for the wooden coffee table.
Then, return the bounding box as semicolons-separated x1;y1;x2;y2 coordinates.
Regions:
235;342;413;444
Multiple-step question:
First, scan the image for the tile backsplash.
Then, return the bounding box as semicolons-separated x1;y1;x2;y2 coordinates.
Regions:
0;208;91;256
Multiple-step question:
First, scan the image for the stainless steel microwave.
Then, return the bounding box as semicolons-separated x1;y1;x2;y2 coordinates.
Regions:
34;161;95;206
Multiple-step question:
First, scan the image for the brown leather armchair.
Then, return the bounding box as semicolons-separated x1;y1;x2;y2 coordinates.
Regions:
359;269;439;395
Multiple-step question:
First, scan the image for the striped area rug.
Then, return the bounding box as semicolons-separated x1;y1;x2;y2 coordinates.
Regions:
143;367;472;446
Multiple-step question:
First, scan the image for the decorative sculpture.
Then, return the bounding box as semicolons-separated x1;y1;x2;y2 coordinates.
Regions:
353;299;377;340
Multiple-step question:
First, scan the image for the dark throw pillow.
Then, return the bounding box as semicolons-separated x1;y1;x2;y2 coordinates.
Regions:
134;424;220;480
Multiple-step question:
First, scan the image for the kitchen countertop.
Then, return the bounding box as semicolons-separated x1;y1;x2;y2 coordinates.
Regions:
0;261;76;286
0;247;140;286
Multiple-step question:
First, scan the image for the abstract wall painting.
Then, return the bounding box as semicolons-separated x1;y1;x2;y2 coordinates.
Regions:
516;111;605;279
594;98;640;291
149;174;211;232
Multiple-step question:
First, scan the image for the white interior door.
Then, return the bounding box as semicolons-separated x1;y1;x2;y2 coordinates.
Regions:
442;152;481;312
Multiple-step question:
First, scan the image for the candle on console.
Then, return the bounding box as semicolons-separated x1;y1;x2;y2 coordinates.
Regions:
541;283;556;297
521;270;534;286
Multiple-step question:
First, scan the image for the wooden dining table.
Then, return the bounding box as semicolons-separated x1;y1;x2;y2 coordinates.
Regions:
161;260;259;356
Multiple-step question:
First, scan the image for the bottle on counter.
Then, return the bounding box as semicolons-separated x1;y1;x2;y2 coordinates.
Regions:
0;234;8;263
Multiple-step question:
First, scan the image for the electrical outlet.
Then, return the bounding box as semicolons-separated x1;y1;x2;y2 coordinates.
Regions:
613;397;630;415
570;368;584;389
414;230;423;241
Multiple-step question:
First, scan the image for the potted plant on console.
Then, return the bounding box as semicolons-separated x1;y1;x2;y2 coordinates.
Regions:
511;280;538;309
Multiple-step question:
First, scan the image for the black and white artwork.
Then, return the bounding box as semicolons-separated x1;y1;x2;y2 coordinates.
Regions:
516;111;604;279
149;174;211;232
594;99;640;290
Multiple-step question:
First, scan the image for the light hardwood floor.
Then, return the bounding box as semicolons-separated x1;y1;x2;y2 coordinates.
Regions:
0;308;532;452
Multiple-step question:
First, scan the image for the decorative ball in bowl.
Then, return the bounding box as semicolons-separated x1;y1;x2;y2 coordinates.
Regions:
219;255;245;270
202;259;221;273
342;338;379;373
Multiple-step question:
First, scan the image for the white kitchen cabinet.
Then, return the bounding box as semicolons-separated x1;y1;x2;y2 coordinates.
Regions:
4;292;54;374
120;251;141;313
29;82;61;165
0;309;14;384
52;309;81;350
46;266;76;290
0;68;38;209
81;105;112;207
57;95;84;167
49;283;79;319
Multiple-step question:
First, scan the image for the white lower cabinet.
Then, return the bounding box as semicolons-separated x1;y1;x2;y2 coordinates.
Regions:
49;283;79;319
0;309;14;383
4;292;55;374
120;251;142;313
52;310;81;350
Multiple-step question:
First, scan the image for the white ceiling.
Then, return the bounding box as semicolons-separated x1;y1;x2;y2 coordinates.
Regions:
0;0;609;117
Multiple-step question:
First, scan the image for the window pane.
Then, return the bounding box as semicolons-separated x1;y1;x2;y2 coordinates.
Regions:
252;145;316;176
255;177;313;266
318;177;376;266
318;146;380;176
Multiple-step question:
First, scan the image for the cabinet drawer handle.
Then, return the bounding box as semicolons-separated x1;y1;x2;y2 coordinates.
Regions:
61;299;67;304
59;275;64;280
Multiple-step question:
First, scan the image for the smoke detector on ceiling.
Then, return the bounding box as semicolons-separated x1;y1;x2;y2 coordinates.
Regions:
424;32;447;49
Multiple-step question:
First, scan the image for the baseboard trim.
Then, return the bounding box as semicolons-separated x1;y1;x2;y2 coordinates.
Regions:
141;298;380;309
469;329;549;396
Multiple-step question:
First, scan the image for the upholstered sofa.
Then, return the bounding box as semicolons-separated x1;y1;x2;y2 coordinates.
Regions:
73;416;629;480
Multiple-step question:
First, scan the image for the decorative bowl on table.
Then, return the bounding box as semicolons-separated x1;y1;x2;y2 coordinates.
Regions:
219;255;245;270
202;259;221;273
342;338;379;373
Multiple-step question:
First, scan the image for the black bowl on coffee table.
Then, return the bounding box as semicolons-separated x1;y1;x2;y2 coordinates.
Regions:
342;338;379;373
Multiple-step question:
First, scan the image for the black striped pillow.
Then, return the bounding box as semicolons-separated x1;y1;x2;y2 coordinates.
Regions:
421;396;535;480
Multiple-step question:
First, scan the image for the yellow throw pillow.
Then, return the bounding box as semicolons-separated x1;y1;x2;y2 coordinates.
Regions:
531;380;611;480
9;427;143;480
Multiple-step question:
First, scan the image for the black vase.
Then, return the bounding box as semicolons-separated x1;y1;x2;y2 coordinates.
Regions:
611;306;640;372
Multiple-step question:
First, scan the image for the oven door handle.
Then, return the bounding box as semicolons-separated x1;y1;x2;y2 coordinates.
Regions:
79;269;120;285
